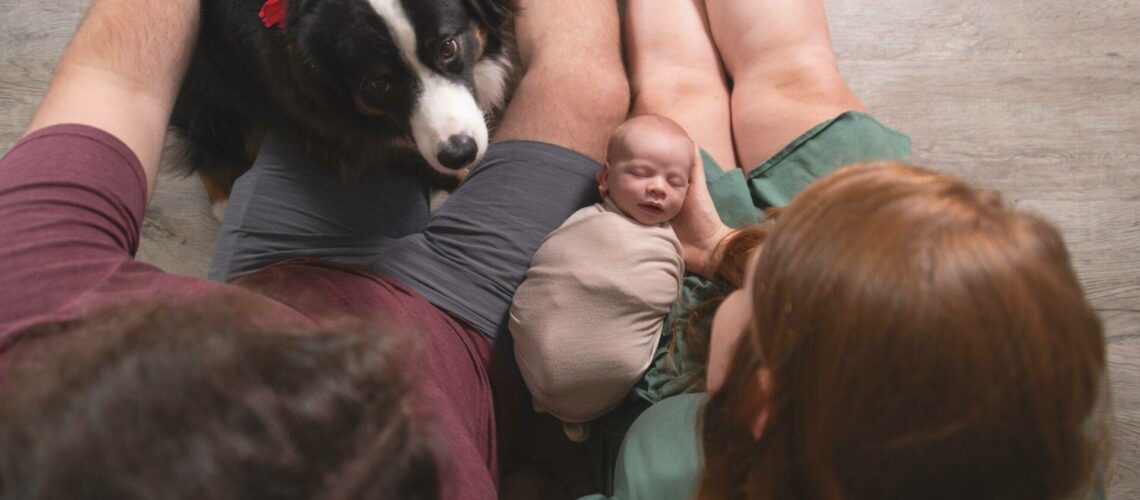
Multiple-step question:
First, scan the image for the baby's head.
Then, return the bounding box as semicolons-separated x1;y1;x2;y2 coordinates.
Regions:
598;114;693;225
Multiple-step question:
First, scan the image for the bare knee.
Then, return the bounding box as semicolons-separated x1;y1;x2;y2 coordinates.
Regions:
590;63;632;129
527;56;630;131
631;66;724;113
493;0;628;158
497;57;629;159
728;45;865;167
734;44;863;113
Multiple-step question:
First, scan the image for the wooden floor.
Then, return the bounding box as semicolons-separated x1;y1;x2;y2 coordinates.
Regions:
2;0;1138;495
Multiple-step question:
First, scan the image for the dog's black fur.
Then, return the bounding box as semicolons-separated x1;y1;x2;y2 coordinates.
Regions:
171;0;516;202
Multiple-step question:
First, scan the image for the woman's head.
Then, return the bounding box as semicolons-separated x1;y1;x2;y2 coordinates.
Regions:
700;162;1107;500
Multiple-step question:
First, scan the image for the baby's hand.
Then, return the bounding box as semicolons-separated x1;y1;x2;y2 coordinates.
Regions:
670;143;734;278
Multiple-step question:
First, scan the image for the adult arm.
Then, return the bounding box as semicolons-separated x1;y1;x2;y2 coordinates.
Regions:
671;143;736;278
24;0;200;196
0;0;202;342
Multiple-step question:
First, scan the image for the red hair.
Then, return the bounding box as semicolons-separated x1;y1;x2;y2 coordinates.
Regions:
699;162;1108;499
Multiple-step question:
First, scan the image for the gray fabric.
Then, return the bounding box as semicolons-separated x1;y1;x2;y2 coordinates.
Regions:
372;141;602;340
209;133;432;281
210;136;602;341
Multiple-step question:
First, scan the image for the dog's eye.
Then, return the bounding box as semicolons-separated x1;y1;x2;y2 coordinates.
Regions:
362;77;392;98
439;38;459;63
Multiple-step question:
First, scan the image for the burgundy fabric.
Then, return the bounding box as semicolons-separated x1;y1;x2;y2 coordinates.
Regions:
232;260;524;499
0;125;284;351
0;124;517;499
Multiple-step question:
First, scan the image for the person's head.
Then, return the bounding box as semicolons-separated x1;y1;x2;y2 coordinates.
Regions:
0;299;440;500
700;162;1108;499
597;114;693;225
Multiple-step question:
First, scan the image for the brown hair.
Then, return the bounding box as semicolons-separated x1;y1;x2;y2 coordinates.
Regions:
699;162;1108;499
0;298;441;500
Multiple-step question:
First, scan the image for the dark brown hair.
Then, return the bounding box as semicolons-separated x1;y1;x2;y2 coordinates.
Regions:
0;298;441;500
699;163;1108;499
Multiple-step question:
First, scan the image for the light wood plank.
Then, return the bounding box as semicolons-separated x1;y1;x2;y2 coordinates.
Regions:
2;0;1138;497
828;0;1140;63
1108;340;1140;497
0;0;88;146
134;158;221;278
1103;310;1140;342
1019;200;1140;311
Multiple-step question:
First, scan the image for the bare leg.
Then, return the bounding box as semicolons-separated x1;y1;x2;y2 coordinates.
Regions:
493;0;629;163
706;0;866;171
625;0;736;170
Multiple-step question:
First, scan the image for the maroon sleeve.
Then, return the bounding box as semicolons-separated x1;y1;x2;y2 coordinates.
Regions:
0;125;220;347
0;126;515;497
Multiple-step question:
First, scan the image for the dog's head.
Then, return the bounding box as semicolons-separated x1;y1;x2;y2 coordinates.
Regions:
286;0;516;173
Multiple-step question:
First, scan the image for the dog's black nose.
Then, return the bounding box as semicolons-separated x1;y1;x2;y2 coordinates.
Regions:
437;134;478;169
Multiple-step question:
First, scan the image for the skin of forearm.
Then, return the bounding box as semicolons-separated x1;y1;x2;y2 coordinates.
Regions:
27;0;200;196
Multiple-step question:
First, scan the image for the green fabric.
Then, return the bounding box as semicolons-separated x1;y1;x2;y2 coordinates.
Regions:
578;393;705;500
747;111;911;210
633;111;912;404
592;113;1103;500
700;149;759;229
583;393;1106;500
629;275;718;403
591;112;910;498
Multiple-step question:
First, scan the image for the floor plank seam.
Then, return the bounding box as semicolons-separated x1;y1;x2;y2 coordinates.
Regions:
1108;334;1140;345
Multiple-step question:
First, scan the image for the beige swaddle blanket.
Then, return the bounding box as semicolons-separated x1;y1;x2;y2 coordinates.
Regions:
510;201;683;423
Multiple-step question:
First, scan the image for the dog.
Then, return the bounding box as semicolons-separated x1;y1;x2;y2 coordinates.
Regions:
170;0;517;216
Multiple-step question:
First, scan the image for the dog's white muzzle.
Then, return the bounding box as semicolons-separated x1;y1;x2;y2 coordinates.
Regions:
411;77;489;173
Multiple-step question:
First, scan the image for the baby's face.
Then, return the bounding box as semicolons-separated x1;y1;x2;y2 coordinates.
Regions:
602;134;691;225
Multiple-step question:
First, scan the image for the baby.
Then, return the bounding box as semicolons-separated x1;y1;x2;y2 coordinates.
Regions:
510;114;691;441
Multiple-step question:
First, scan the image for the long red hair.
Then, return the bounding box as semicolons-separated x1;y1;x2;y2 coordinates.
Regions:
699;162;1108;499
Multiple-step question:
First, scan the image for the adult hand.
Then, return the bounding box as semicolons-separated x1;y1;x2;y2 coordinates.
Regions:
671;143;734;278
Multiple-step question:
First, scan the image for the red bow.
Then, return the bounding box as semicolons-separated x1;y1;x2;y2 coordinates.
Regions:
260;0;286;28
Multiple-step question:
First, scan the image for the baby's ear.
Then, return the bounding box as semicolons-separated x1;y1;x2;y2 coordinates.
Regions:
596;163;609;197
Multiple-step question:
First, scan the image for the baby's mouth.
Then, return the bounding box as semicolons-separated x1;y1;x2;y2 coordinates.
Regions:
638;202;664;214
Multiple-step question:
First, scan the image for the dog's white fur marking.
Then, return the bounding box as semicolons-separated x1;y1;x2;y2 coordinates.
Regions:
211;199;228;221
368;0;489;173
474;53;512;112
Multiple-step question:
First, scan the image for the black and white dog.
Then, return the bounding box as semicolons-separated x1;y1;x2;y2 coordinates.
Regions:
171;0;516;214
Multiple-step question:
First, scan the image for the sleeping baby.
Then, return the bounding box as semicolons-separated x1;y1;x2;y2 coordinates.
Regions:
510;114;690;441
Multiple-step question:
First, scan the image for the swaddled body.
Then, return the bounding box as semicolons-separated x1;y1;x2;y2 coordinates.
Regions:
510;199;683;422
509;114;693;432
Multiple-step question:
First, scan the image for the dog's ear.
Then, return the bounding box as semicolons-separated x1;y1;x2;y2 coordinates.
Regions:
463;0;518;35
